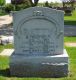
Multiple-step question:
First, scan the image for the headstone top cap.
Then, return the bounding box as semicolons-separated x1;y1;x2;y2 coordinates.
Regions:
13;7;64;15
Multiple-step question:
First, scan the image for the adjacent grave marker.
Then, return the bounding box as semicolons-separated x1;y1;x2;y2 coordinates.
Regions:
10;7;69;77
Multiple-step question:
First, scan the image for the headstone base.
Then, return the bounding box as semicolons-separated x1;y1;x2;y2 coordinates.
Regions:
10;49;69;77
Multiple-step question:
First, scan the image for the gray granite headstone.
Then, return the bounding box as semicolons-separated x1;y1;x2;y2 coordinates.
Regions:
10;7;69;77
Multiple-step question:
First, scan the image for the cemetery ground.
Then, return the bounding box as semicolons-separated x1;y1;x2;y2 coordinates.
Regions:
0;37;76;80
64;10;76;25
0;10;76;80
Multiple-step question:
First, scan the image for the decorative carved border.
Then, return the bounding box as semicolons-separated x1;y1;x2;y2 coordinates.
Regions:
14;11;61;38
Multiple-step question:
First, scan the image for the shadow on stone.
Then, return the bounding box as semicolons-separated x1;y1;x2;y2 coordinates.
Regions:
0;68;68;78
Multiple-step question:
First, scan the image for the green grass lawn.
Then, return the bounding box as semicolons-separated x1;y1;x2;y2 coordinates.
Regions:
64;10;76;25
0;37;76;80
0;10;7;16
0;44;14;53
64;37;76;42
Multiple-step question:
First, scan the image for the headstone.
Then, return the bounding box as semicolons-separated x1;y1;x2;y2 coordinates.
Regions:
10;7;69;77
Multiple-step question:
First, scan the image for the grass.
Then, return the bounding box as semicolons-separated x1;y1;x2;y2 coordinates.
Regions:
0;10;7;16
0;12;7;16
0;44;14;53
64;37;76;42
0;37;76;80
64;10;76;25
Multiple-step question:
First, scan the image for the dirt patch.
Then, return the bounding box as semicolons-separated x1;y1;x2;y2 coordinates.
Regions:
65;42;76;47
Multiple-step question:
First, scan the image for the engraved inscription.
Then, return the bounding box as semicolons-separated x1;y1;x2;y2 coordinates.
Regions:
14;7;64;56
19;28;56;55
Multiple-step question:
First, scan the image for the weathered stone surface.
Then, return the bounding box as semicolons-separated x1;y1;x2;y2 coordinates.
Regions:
10;49;68;77
13;7;64;56
10;7;69;77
